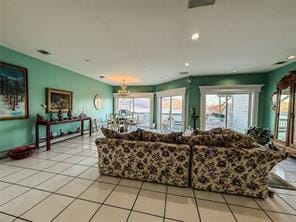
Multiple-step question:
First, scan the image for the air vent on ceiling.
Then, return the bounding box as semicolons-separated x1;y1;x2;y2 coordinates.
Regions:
188;0;215;9
274;61;287;65
37;49;51;55
179;71;189;75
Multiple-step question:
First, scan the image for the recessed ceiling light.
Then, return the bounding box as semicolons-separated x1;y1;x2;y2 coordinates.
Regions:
232;70;237;73
288;55;296;60
99;75;105;79
191;33;200;40
185;62;190;67
85;58;90;62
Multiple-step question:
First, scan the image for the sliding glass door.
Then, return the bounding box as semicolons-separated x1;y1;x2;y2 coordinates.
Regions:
205;93;251;133
160;96;183;132
116;95;153;127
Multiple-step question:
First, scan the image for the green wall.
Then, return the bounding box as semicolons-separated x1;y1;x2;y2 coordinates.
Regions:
0;46;113;151
264;62;296;132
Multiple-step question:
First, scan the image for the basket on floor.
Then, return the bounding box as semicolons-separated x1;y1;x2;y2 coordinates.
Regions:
7;145;36;160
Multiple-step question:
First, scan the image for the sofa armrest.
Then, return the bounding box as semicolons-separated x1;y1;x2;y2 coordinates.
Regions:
95;138;107;145
191;145;284;198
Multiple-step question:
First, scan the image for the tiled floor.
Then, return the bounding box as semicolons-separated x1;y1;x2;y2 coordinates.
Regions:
0;135;296;222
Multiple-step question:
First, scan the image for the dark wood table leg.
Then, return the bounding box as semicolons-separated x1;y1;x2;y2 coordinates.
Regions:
81;120;84;136
35;123;39;148
89;118;92;136
46;124;51;151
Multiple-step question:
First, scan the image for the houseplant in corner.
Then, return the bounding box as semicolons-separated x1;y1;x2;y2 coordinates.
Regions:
246;126;273;146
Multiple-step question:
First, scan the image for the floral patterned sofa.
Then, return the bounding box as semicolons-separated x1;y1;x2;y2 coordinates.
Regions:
188;128;284;199
96;127;284;198
96;128;190;187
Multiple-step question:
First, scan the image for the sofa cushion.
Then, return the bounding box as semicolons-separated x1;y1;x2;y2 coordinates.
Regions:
101;128;142;141
180;133;255;148
191;127;223;136
141;130;183;144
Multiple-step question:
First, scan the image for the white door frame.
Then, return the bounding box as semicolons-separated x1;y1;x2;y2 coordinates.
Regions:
199;85;263;130
113;92;154;126
156;88;186;131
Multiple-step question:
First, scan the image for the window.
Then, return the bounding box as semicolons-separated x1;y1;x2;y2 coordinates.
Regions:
114;93;154;127
200;85;263;133
156;88;186;132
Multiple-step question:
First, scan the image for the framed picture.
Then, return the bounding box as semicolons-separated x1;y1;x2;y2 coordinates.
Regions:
0;62;29;120
46;88;72;113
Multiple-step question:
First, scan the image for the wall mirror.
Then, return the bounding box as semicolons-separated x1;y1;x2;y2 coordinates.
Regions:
274;71;296;157
94;94;102;110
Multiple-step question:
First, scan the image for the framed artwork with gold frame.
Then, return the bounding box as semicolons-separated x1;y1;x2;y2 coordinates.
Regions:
46;88;72;113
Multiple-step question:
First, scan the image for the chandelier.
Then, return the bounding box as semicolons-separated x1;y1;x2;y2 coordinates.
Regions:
118;80;129;97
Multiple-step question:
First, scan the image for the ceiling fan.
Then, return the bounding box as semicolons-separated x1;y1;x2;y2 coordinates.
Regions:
188;0;215;8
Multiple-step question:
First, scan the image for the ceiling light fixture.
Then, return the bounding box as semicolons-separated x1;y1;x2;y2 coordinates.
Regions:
99;75;105;79
118;80;129;97
85;58;90;62
288;55;296;60
185;62;190;67
232;70;237;73
191;33;200;40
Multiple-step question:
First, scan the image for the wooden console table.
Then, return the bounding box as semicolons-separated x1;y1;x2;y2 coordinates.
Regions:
35;117;92;151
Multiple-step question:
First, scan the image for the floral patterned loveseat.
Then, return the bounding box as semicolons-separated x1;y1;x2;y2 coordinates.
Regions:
187;128;284;199
96;128;190;187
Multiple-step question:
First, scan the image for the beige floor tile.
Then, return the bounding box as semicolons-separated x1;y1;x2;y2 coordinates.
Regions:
65;149;82;155
29;160;57;170
22;194;73;221
167;185;194;197
57;178;93;197
44;162;73;173
194;190;225;203
267;211;296;222
128;212;163;222
0;189;50;216
105;185;139;209
1;169;38;183
0;185;29;205
256;194;296;214
223;193;259;208
90;205;129;222
61;165;89;177
166;194;200;222
36;175;73;192
0;166;22;178
53;199;100;222
80;182;115;203
142;182;166;193
78;157;98;166
78;167;100;180
17;171;55;187
48;153;73;161
134;190;165;216
97;175;121;184
278;194;296;209
64;155;87;164
0;181;10;190
197;199;235;222
0;213;15;222
119;178;143;188
0;164;8;170
230;205;271;222
33;151;60;159
6;158;42;167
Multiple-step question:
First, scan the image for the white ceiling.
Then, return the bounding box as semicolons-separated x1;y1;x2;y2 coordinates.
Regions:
1;0;296;86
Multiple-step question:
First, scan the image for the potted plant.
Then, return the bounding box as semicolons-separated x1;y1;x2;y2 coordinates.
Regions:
246;126;273;146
